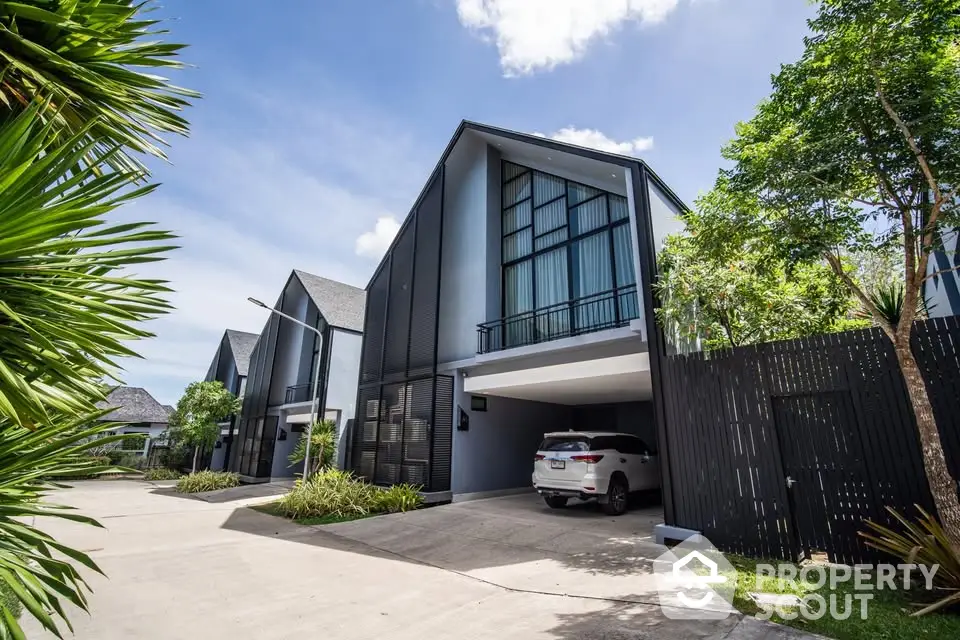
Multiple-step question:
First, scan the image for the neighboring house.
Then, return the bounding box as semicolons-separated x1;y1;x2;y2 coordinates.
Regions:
345;121;685;499
204;329;258;470
925;227;960;317
230;270;365;482
96;386;172;457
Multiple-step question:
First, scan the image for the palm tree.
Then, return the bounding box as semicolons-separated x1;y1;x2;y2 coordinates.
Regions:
0;3;195;635
0;0;199;172
0;100;176;429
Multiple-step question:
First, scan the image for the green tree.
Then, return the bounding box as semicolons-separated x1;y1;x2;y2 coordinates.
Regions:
0;0;199;172
169;382;241;473
657;222;859;351
0;2;194;634
710;0;960;542
288;419;337;476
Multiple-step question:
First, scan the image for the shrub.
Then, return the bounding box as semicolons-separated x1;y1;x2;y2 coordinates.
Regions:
118;453;148;471
288;419;337;473
175;471;240;494
275;470;423;520
144;468;181;481
85;455;112;467
276;469;379;520
861;506;960;615
376;483;423;513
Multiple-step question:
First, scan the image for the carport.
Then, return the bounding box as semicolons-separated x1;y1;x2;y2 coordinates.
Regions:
448;349;661;506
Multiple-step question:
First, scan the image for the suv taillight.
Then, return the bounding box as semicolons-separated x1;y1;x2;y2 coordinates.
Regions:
570;454;604;464
534;454;545;461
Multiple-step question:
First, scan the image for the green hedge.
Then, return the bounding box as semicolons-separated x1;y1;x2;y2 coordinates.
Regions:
275;469;422;520
175;471;240;493
144;468;181;481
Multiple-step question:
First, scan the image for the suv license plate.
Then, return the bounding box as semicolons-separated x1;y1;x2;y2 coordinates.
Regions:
550;460;565;469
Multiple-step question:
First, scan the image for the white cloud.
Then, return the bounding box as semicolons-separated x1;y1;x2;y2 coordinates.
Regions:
355;217;401;260
456;0;684;74
534;127;654;156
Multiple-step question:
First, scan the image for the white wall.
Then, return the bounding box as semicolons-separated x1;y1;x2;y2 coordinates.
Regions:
451;373;574;495
268;285;309;406
327;329;362;466
271;418;300;478
925;227;960;317
437;135;490;364
647;178;686;257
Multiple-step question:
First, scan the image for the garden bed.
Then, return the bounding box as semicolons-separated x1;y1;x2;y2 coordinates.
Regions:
250;469;422;525
250;501;378;526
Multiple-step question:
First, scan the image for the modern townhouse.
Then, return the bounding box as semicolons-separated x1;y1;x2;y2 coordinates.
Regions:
230;270;365;483
345;121;685;501
204;329;258;470
925;227;960;317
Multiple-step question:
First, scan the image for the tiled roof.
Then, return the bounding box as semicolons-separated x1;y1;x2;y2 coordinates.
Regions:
294;270;366;332
225;329;258;377
96;387;171;424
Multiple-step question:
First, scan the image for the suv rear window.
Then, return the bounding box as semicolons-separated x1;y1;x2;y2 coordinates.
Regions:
538;437;590;452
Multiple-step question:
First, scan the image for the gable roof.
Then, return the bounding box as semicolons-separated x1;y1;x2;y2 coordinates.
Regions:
364;119;690;288
96;386;171;424
225;329;258;377
293;270;366;332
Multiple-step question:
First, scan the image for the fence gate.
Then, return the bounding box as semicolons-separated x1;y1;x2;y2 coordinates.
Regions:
772;391;877;565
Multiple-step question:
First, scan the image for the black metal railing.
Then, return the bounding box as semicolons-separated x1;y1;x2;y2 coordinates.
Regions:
284;382;321;404
476;286;640;354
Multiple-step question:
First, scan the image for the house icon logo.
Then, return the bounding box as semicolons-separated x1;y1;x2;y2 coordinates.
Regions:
654;535;736;620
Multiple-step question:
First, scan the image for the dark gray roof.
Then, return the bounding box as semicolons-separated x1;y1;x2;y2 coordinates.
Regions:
96;387;171;424
294;270;366;332
225;329;258;377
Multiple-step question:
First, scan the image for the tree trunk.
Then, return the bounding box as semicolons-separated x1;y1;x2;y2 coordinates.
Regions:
192;445;198;474
892;338;960;548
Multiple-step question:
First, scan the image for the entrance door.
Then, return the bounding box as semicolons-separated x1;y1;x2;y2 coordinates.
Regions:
773;391;874;564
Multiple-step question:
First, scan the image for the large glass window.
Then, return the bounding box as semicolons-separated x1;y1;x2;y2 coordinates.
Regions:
500;161;637;345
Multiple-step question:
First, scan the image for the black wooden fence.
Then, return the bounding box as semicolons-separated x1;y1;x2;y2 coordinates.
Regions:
660;315;960;564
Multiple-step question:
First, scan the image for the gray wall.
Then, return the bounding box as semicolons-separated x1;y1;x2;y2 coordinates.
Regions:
451;374;574;495
270;420;299;478
327;329;363;466
268;282;310;406
647;178;685;258
573;401;657;453
437;135;490;364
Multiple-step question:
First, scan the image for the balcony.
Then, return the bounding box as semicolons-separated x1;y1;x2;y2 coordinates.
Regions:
477;285;640;355
284;383;321;405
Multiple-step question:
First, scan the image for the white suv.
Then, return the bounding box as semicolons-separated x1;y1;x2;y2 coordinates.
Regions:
532;431;660;516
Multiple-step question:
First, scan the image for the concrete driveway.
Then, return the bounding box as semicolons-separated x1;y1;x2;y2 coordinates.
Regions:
22;481;818;639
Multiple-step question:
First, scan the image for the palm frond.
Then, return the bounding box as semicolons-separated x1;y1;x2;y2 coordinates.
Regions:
0;0;199;173
0;411;131;639
0;99;175;429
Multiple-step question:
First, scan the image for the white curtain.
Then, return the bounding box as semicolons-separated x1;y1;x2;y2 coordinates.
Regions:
535;248;569;340
534;172;565;205
505;261;534;346
574;233;613;330
571;197;607;236
613;223;639;320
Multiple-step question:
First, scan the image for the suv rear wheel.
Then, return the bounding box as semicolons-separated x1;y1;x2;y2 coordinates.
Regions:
602;476;628;516
544;496;569;509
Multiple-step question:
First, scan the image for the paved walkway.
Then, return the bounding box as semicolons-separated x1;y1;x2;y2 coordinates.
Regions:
21;481;823;639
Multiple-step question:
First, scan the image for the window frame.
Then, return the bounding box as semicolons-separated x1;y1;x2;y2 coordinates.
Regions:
500;161;634;320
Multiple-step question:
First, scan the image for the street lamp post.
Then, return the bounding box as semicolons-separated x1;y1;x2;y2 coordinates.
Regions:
248;297;323;481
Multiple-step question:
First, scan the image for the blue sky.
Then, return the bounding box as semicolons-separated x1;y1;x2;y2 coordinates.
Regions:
123;0;817;404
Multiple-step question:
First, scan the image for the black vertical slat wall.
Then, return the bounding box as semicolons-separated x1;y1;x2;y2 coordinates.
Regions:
347;171;453;492
660;316;960;564
231;309;282;478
